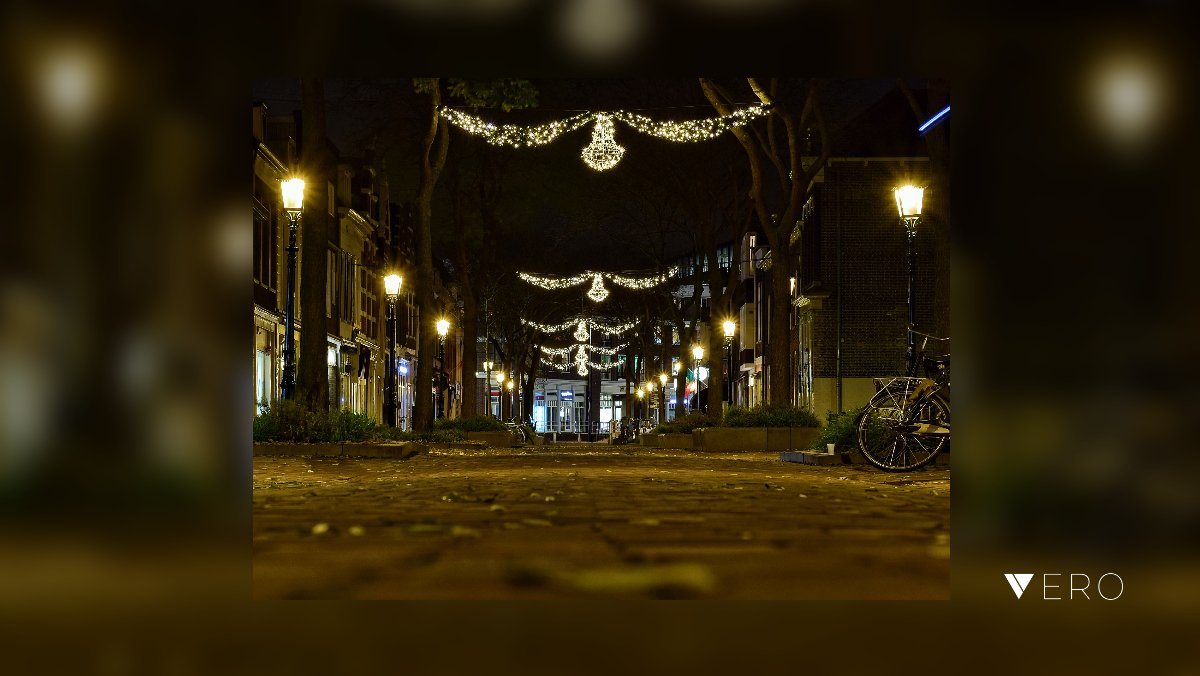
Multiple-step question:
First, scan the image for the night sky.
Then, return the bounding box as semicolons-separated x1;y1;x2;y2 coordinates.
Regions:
251;78;901;275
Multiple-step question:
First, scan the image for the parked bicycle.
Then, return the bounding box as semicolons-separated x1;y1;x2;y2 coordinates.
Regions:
856;327;950;471
504;417;529;444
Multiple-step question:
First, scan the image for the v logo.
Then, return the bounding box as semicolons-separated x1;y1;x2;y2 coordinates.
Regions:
1004;573;1035;599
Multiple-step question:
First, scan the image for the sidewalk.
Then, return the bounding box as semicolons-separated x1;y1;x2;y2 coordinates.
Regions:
253;445;950;599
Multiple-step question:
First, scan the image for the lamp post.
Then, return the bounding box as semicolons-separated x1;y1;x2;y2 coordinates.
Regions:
383;274;402;426
436;318;449;419
691;345;704;414
658;372;668;423
506;379;514;422
495;371;505;419
895;185;925;375
279;177;304;402
722;320;735;410
483;360;494;417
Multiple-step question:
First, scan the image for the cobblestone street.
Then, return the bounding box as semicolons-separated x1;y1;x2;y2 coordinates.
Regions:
253;445;950;599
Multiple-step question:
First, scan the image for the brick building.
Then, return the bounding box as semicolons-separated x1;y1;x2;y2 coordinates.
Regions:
796;88;944;417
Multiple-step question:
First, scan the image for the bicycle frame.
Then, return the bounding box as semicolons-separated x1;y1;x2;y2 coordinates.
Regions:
855;327;950;471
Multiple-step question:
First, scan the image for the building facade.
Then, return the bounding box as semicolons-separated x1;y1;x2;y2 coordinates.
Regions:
252;103;419;424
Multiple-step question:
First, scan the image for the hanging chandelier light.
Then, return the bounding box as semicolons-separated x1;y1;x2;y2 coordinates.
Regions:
580;114;625;171
586;273;610;302
573;320;590;342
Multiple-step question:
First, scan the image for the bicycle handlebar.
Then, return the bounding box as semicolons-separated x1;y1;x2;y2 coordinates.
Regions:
909;327;950;341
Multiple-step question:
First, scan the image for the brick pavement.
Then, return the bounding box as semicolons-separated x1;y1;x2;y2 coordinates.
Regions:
253;444;950;599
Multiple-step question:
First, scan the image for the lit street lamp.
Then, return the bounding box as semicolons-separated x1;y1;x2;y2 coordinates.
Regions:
279;177;303;402
383;274;402;426
436;318;450;419
691;345;704;414
722;319;736;409
895;185;925;375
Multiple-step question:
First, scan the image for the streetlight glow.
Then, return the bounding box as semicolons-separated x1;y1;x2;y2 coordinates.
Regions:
659;373;668;386
692;345;704;361
496;372;505;385
894;185;924;218
723;320;736;339
436;318;450;337
384;274;402;297
281;178;305;213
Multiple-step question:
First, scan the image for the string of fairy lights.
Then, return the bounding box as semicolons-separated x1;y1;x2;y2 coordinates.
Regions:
517;269;676;304
521;317;637;338
439;103;770;171
540;344;629;376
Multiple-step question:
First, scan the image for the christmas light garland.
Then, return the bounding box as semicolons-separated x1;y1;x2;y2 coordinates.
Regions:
439;104;771;171
438;108;593;147
539;343;628;376
610;106;768;142
518;269;676;302
521;317;638;336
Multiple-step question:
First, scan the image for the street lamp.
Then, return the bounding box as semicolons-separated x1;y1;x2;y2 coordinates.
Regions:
658;373;669;424
436;318;450;419
722;320;736;409
383;274;402;426
894;184;925;375
691;345;704;413
483;360;494;417
279;177;303;402
506;379;514;422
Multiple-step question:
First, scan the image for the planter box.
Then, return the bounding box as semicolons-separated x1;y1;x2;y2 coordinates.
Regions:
693;427;821;452
252;441;424;459
464;431;519;447
639;434;661;448
656;433;694;449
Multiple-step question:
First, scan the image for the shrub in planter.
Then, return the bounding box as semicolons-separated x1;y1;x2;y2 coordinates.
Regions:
254;400;324;442
814;407;863;452
652;412;720;435
434;416;507;432
722;404;820;428
328;408;378;442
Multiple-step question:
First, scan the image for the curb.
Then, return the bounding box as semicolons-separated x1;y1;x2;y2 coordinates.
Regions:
253;442;425;459
779;451;852;465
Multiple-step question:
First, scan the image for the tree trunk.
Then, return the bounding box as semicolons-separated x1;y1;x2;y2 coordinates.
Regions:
707;327;725;416
412;84;449;433
298;78;330;413
459;285;479;418
767;258;793;405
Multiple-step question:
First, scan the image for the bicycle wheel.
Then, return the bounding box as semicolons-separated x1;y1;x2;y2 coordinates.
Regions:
856;391;949;471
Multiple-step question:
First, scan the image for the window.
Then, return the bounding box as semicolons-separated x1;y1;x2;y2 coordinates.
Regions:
326;250;336;318
341;253;356;324
359;268;379;340
252;208;276;292
252;179;277;292
717;244;731;272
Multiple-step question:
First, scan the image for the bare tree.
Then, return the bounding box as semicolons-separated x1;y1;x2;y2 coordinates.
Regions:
409;79;538;431
700;78;830;405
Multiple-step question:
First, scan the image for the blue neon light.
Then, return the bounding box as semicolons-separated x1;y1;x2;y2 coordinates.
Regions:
918;105;950;135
